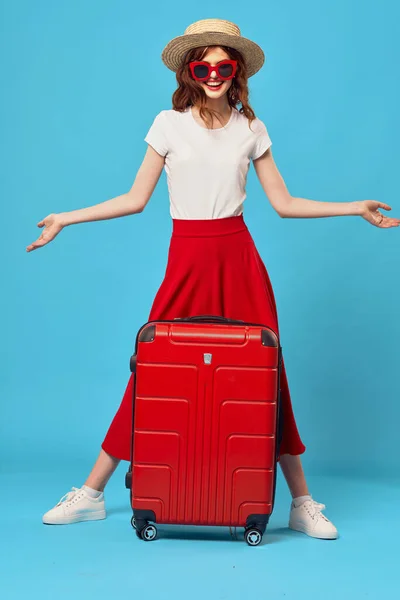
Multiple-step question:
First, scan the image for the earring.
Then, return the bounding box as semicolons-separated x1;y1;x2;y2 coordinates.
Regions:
229;85;238;103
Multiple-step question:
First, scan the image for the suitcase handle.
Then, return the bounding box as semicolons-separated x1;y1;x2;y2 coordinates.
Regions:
174;315;244;325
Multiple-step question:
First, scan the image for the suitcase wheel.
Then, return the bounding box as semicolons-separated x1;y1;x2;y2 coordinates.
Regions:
131;516;137;530
139;524;158;542
245;528;263;547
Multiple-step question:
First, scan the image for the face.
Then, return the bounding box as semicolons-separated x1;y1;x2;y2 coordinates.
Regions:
192;46;234;100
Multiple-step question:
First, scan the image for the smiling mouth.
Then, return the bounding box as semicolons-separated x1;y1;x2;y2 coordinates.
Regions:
204;81;223;90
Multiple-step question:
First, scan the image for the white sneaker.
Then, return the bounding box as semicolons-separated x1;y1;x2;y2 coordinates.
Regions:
43;487;106;525
289;499;338;539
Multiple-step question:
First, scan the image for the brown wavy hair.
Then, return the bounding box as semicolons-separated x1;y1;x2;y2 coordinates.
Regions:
172;45;256;129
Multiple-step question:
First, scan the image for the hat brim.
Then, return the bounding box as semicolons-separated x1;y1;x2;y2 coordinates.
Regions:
161;32;265;78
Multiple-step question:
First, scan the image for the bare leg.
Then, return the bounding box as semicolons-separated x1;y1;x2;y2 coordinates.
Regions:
84;449;120;492
279;454;310;498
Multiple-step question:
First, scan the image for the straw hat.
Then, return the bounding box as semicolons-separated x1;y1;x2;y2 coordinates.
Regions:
161;19;265;78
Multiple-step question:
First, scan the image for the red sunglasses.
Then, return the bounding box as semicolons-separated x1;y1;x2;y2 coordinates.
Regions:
189;59;237;82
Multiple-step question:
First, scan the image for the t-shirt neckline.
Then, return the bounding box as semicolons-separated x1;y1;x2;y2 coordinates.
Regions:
189;106;236;131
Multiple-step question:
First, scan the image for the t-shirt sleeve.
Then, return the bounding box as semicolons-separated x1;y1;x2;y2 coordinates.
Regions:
251;118;272;160
144;111;169;157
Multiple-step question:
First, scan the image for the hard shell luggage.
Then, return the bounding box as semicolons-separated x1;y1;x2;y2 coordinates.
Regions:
125;316;282;546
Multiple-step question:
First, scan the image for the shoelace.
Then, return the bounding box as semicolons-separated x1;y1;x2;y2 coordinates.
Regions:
307;500;329;522
57;487;80;506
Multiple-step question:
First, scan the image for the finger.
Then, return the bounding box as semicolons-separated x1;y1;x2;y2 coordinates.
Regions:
378;203;391;211
379;219;399;228
27;238;47;251
376;216;387;227
37;221;45;228
26;233;45;251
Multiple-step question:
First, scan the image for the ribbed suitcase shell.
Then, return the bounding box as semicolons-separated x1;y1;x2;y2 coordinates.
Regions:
127;317;282;541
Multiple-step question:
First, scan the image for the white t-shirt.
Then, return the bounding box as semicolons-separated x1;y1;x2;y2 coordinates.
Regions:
144;107;272;220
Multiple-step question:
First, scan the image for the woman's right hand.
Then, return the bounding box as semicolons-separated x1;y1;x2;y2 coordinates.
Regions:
26;213;65;252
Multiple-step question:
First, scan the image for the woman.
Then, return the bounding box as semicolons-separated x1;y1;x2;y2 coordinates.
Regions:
27;19;398;539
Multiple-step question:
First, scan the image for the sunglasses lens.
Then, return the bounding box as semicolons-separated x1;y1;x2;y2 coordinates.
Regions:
218;63;234;78
193;64;209;80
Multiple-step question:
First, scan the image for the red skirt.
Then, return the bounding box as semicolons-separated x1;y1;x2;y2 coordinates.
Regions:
102;216;306;460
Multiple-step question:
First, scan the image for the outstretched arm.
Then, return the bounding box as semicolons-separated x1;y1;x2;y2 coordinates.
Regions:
253;149;399;229
27;146;165;252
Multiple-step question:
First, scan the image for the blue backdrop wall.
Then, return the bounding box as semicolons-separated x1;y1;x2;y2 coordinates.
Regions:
1;0;399;478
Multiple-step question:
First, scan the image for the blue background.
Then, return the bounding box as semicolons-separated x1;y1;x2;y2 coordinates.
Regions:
1;1;399;598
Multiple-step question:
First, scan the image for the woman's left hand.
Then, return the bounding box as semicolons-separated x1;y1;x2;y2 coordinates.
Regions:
356;201;400;228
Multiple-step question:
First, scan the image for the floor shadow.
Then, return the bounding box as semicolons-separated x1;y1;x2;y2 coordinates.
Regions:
110;506;306;544
136;525;297;545
107;505;132;516
267;526;338;543
266;526;305;541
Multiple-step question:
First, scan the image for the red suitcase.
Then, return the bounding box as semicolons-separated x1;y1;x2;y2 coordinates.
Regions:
125;316;282;546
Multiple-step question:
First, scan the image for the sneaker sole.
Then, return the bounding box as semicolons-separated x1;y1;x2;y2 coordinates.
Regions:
289;521;338;540
43;510;106;525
